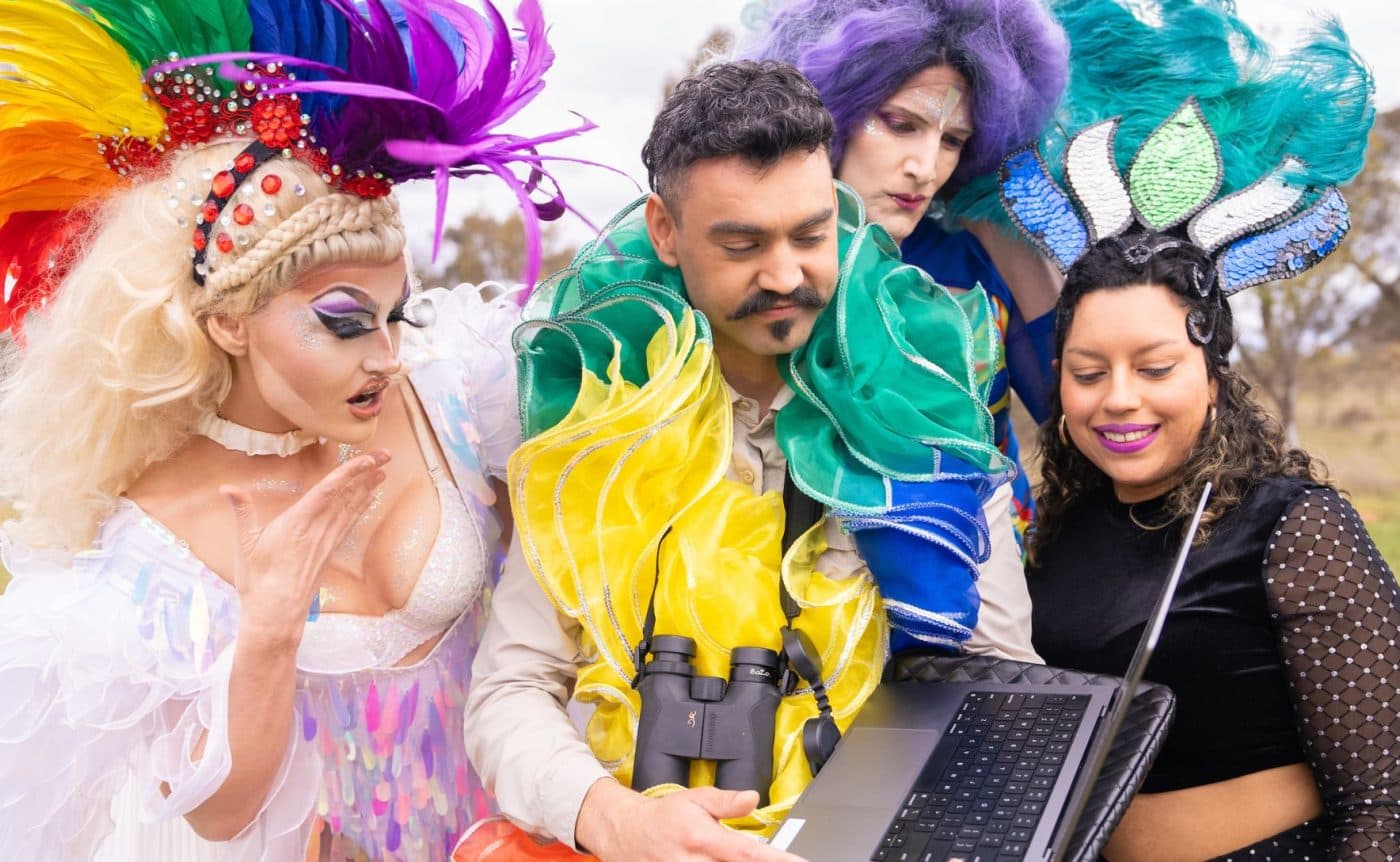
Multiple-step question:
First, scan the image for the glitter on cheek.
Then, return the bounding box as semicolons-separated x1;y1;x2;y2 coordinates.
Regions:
292;308;322;352
863;118;882;138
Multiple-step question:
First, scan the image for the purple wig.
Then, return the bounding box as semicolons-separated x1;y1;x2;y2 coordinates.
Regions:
742;0;1068;187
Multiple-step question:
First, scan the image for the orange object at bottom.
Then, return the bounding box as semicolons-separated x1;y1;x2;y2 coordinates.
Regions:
453;816;593;862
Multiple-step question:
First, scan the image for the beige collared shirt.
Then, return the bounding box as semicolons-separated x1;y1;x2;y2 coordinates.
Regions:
464;384;1037;848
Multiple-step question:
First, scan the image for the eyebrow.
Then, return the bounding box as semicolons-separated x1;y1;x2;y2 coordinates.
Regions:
706;207;835;241
1064;339;1182;360
885;101;974;136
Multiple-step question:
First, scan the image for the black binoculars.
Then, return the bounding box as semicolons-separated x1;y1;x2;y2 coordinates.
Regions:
631;634;784;806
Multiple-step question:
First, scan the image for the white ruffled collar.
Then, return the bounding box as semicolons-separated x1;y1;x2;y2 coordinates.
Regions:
196;413;324;457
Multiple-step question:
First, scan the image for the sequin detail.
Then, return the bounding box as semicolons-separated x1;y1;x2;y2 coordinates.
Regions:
1189;157;1306;253
1218;188;1350;295
1064;120;1133;244
302;617;491;861
1127;98;1223;230
999;147;1088;271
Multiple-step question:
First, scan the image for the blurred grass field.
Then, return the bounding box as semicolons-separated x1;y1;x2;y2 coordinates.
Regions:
1291;350;1400;563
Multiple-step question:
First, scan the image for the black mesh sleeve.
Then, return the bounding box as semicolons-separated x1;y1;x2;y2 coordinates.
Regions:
1264;486;1400;860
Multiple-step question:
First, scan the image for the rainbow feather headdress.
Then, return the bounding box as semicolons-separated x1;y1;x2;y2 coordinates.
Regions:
0;0;589;332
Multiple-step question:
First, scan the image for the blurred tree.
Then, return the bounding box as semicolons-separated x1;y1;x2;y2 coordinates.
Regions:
1338;108;1400;345
427;210;577;290
1234;108;1400;442
1234;251;1365;443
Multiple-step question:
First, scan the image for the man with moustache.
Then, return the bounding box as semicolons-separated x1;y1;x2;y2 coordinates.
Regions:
464;61;1021;862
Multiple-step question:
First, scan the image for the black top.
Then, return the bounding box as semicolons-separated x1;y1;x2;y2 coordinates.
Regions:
1031;475;1399;858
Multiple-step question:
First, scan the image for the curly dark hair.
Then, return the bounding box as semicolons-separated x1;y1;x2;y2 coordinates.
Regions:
1029;234;1326;565
640;60;835;211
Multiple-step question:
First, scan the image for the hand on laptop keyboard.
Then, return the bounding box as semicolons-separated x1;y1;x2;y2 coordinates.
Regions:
575;780;808;862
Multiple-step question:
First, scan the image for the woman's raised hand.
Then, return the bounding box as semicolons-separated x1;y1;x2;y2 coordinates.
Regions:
221;450;391;647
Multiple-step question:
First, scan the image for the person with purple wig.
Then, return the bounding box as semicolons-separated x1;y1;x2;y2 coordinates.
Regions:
743;0;1069;656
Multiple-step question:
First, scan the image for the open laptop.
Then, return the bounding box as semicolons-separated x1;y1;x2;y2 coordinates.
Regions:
772;483;1212;862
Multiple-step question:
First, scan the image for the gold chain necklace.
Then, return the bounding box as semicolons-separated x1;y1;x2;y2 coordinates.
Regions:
1128;502;1174;532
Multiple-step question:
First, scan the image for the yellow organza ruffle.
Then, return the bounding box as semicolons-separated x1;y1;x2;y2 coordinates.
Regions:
507;309;886;836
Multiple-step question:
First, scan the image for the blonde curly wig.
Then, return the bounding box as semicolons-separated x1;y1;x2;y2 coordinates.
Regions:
0;141;406;552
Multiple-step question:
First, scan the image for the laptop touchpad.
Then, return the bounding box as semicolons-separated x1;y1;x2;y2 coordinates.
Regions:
799;726;941;807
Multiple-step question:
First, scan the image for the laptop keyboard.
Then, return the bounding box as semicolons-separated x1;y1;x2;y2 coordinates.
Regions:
870;691;1090;862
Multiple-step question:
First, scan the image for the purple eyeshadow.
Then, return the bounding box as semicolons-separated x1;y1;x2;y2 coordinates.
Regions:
313;296;370;316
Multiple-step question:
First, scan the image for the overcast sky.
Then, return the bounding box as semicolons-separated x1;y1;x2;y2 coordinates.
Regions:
400;0;1400;267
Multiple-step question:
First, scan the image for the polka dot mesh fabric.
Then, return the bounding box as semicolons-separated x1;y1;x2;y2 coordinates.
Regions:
1213;818;1329;861
1264;487;1400;859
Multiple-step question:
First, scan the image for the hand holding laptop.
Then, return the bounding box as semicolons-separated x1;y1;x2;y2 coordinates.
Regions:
575;779;809;862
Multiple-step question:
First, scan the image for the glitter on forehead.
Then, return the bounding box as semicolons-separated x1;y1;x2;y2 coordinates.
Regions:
909;86;967;133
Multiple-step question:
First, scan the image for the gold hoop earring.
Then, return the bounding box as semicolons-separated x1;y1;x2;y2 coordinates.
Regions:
1058;414;1070;448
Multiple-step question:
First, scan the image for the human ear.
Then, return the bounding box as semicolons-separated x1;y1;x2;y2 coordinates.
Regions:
205;314;250;357
644;193;681;268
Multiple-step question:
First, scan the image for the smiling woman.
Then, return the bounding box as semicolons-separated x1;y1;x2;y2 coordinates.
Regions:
1003;1;1398;853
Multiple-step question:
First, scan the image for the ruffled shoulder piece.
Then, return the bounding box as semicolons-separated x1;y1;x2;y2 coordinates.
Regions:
404;283;525;490
779;183;1009;515
508;250;884;835
0;504;241;858
515;183;1012;651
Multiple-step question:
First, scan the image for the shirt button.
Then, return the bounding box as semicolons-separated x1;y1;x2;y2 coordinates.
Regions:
740;469;756;485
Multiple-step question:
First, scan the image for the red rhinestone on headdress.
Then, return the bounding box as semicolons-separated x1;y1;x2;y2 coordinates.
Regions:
98;136;162;176
251;95;304;151
210;171;236;198
108;59;401;285
340;174;393;199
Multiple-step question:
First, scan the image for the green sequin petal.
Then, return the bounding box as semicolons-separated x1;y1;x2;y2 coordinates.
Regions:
1127;99;1223;230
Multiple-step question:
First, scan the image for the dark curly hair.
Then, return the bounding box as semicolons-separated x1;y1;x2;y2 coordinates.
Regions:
641;60;834;211
1029;234;1325;565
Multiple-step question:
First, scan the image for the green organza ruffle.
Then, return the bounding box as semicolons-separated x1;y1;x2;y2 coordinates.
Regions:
518;182;1010;514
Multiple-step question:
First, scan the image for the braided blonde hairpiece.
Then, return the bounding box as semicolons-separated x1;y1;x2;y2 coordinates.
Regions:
204;193;402;295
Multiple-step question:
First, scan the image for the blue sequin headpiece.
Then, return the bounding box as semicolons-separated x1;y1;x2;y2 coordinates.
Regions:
998;97;1351;296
